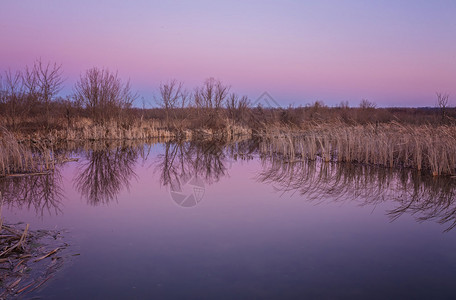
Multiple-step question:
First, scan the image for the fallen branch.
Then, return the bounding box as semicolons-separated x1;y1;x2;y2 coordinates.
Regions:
1;171;51;178
0;224;29;257
34;248;60;262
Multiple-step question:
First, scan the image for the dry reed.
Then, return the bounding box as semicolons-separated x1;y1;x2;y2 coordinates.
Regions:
0;189;70;298
260;122;456;176
0;127;56;177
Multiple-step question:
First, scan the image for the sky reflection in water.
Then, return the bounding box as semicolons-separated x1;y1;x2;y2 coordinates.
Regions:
1;140;456;299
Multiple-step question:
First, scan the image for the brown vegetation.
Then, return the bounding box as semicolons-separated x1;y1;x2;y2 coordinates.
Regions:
0;127;55;177
0;220;68;298
260;122;456;176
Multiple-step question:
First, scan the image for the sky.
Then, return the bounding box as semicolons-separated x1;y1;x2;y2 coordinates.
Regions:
1;0;455;107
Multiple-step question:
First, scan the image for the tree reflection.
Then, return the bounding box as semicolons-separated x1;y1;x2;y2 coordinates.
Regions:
0;170;63;216
74;141;139;205
73;138;255;207
155;139;257;207
258;156;456;232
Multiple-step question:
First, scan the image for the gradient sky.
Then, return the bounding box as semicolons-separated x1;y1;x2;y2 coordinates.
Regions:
1;0;455;107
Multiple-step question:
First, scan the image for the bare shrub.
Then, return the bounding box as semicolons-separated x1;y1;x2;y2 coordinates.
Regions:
359;98;376;109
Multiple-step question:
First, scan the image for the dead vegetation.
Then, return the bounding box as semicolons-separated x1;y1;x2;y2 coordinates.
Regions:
260;122;456;176
0;127;57;177
0;193;69;298
0;223;68;298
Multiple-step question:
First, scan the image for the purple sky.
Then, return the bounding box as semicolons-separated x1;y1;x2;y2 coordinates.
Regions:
1;0;455;107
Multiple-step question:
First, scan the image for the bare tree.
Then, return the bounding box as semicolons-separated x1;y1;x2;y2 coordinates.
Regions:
74;67;137;125
226;93;250;122
2;69;24;129
23;64;39;101
31;59;65;129
193;78;230;125
436;92;450;122
193;86;203;112
213;79;229;110
180;88;190;109
226;92;239;119
194;78;229;110
199;78;214;109
157;79;184;128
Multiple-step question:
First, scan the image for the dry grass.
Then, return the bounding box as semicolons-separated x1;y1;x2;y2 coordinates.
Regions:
7;116;253;143
260;122;456;176
0;127;56;177
52;118;176;141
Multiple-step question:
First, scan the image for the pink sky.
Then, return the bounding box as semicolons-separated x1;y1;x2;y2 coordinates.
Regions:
1;0;455;107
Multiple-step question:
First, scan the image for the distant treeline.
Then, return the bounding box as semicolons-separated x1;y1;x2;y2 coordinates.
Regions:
1;59;454;134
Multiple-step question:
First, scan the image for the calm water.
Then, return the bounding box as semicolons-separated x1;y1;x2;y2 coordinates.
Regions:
2;140;456;299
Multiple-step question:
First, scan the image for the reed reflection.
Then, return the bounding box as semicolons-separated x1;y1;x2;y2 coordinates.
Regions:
74;141;140;205
0;170;63;216
258;156;456;232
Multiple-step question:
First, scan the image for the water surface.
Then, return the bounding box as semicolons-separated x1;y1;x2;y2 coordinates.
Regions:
2;140;456;299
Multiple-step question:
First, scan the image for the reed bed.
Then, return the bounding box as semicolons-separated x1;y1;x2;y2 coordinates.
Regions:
260;122;456;176
0;127;56;177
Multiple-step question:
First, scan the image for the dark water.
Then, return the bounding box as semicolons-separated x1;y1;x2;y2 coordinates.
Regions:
2;140;456;299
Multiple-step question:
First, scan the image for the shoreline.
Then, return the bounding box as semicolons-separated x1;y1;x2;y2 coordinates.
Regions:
2;120;456;177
